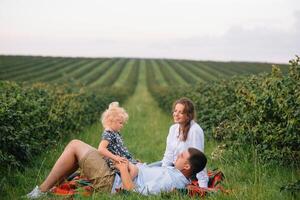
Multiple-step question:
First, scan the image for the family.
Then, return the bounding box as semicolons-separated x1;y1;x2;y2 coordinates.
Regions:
26;97;208;198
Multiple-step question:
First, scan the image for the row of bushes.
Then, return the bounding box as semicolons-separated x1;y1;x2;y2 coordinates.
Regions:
148;56;300;165
0;81;130;172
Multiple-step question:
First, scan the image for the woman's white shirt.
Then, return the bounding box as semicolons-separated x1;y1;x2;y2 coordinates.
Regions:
161;120;209;188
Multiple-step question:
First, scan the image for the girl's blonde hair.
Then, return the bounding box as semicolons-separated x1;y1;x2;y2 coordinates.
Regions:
101;102;128;129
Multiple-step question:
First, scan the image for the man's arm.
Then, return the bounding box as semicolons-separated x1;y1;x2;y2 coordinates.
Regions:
115;160;135;190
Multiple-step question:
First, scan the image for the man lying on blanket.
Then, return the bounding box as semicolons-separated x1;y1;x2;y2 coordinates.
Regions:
26;140;206;198
112;147;207;195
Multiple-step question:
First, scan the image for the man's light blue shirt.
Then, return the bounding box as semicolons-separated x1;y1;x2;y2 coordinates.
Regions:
111;164;189;195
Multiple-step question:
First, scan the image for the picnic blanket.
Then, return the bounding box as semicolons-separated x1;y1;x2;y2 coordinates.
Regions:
177;169;230;197
50;169;228;198
50;174;93;197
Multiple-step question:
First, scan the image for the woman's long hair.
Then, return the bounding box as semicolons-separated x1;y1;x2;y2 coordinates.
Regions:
173;97;196;141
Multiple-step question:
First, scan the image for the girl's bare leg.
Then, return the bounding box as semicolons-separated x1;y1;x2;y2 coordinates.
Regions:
128;162;138;180
39;139;94;192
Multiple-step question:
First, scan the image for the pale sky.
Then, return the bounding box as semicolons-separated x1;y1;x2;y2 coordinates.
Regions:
0;0;299;63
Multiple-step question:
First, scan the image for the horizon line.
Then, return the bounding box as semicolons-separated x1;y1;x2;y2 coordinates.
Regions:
0;53;290;65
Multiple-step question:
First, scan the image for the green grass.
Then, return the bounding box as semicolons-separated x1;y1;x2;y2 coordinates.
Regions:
204;141;299;200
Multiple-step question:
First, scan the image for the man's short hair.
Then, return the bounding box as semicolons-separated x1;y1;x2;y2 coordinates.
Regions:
188;148;207;179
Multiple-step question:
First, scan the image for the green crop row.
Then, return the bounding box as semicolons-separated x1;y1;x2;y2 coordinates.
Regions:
16;59;77;82
1;58;67;80
0;55;290;87
102;59;140;97
0;81;128;172
179;61;217;81
83;59;120;86
40;59;92;83
166;60;200;84
123;59;140;95
60;59;107;85
154;60;179;86
97;59;128;87
60;59;106;82
0;56;52;73
147;56;300;165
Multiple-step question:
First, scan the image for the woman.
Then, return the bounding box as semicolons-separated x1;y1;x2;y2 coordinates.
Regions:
150;97;208;187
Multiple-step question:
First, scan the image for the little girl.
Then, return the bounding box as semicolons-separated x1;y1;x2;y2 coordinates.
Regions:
98;102;138;180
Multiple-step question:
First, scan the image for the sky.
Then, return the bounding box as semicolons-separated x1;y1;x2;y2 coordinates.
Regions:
0;0;299;63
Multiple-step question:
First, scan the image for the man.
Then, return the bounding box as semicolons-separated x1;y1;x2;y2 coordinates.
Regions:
27;140;206;198
113;147;207;195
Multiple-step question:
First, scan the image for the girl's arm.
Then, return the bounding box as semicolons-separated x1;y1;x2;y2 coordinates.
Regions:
98;140;126;163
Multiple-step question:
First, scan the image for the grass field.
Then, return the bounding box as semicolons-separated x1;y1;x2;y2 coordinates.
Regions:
1;56;298;199
0;55;289;86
